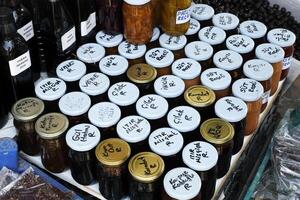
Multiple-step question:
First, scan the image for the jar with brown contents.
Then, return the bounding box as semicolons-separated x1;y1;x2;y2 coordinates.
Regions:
198;26;226;51
239;20;268;46
96;31;123;55
191;4;215;27
185;41;214;69
226;35;255;63
212;13;240;36
185;18;201;43
159;34;187;60
118;41;147;67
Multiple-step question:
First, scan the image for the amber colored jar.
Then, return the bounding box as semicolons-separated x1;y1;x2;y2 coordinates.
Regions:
198;26;226;51
226;35;255;63
151;1;160;27
159;34;188;60
185;18;201;43
35;113;69;173
12;97;44;156
212;13;239;36
95;138;131;200
239;20;268;46
123;0;153;45
147;27;161;49
118;41;147;67
191;4;215;27
95;31;123;55
185;41;214;69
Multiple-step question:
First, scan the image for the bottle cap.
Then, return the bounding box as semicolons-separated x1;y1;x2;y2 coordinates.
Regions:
185;18;201;36
226;35;255;54
154;75;185;99
185;41;214;61
79;72;110;96
191;4;215;21
239;20;267;39
159;34;187;51
108;82;140;106
35;78;67;101
255;43;285;64
95;31;123;48
232;78;264;102
213;50;243;71
150;27;160;42
76;43;105;64
200;68;232;91
199;26;226;45
124;0;151;6
243;59;274;81
212;13;239;31
145;48;175;68
59;92;91;117
184;85;216;108
172;58;202;80
12;97;44;122
99;55;129;76
56;60;86;82
267;28;296;48
127;64;157;84
118;41;147;59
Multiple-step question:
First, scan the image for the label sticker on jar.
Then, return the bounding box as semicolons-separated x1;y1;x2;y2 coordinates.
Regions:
56;60;87;82
232;78;264;102
118;41;147;60
154;75;185;98
283;56;292;70
201;68;232;91
77;43;105;64
108;82;140;106
81;12;96;37
191;4;215;21
226;34;255;54
199;26;226;45
159;34;187;51
213;50;243;71
172;58;201;80
212;13;239;31
12;97;44;121
96;31;123;48
255;43;285;64
99;55;129;76
59;92;91;117
185;18;201;36
243;59;274;81
9;50;31;76
17;21;34;41
145;48;175;68
239;20;267;39
267;28;296;48
80;72;110;96
61;27;76;51
185;41;214;61
176;7;191;25
35;78;67;101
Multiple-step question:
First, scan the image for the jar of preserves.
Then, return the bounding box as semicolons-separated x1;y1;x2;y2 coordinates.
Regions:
147;27;161;49
185;18;201;43
226;35;255;63
66;123;101;185
232;78;264;135
35;113;69;173
198;26;226;51
95;31;123;55
151;0;160;26
123;0;153;44
159;34;188;60
185;41;214;69
212;13;239;36
191;4;215;27
12;97;44;156
118;41;147;66
239;20;268;46
95;138;131;200
128;152;165;200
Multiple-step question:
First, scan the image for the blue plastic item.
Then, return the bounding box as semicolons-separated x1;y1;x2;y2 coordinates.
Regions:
0;138;18;171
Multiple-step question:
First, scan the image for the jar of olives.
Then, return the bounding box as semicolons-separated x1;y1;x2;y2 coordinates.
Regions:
185;41;214;69
118;41;147;67
159;34;188;60
96;31;123;55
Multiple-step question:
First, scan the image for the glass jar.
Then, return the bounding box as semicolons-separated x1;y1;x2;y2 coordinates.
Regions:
182;141;218;200
215;97;248;154
123;0;153;44
145;48;175;77
12;97;44;156
226;35;255;63
66;123;101;185
243;59;274;112
118;41;147;67
35;113;69;173
128;152;165;200
232;78;264;135
185;41;214;69
212;13;239;36
267;28;296;80
95;31;124;55
151;0;160;26
159;34;188;60
200;118;235;178
185;18;201;43
191;4;215;27
198;26;226;51
239;20;267;46
95;138;131;200
147;27;161;49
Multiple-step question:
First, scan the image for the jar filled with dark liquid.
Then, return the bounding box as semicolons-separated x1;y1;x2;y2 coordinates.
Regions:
96;31;123;55
212;13;240;36
159;34;187;60
191;4;214;27
118;41;147;67
239;20;267;46
185;41;214;69
198;26;226;51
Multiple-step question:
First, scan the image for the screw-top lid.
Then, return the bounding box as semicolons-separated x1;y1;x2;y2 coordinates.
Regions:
171;58;202;80
213;50;243;71
212;13;239;31
255;43;285;64
12;97;45;122
226;35;255;54
191;4;215;21
99;55;129;76
154;75;185;99
127;63;157;84
232;78;264;102
159;34;187;51
150;27;160;42
123;0;150;5
108;82;140;106
239;20;267;39
184;85;216;108
199;26;226;46
79;72;110;96
35;78;67;101
118;41;147;59
0;7;14;24
76;43;105;64
185;18;201;36
56;60;86;82
200;68;232;91
59;92;91;117
145;48;175;68
95;31;123;48
243;59;274;81
267;28;296;48
185;41;214;61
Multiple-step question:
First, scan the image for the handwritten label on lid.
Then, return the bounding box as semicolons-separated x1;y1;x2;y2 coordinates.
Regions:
240;20;267;39
213;50;243;71
56;60;86;82
35;78;66;101
118;41;146;59
59;92;91;116
226;35;255;54
191;4;215;21
201;68;232;91
96;31;123;47
159;34;187;51
185;18;201;36
146;48;174;68
185;41;214;61
136;95;169;120
77;43;105;64
255;43;285;64
267;28;296;47
80;73;110;96
232;78;264;102
154;75;185;98
172;58;201;80
213;13;239;30
108;82;140;106
199;26;226;45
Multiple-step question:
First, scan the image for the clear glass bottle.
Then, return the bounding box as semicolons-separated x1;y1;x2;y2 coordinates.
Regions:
185;41;214;69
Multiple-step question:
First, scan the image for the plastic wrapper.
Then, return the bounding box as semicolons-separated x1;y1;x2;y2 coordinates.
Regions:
0;167;19;190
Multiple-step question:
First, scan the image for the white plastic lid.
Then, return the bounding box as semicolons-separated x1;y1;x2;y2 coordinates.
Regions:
163;167;201;200
191;4;215;21
150;27;160;42
66;123;101;152
99;55;129;76
172;58;202;80
212;13;240;31
95;31;123;48
243;59;274;81
182;141;218;171
145;48;175;68
255;43;285;64
76;43;106;64
124;0;150;6
108;82;140;106
118;41;147;59
79;72;110;96
159;34;188;51
232;78;264;102
239;20;267;39
35;78;67;101
136;94;169;120
198;26;226;45
149;127;184;156
59;92;91;116
200;68;232;91
215;96;248;123
88;102;121;128
226;35;255;54
56;60;87;82
267;28;296;48
185;18;201;36
185;41;214;61
117;115;151;143
167;106;201;133
213;50;243;71
154;75;185;99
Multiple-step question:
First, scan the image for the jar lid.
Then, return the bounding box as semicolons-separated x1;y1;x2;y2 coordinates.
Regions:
239;20;267;39
163;167;201;200
79;72;110;96
184;85;216;108
200;118;235;145
12;97;45;122
76;43;105;64
124;0;150;6
198;26;226;46
108;82;140;106
145;47;175;68
167;106;201;133
95;138;131;167
200;68;232;91
171;58;202;80
95;31;123;48
128;152;165;183
149;128;184;157
232;78;264;102
136;94;169;120
267;28;296;48
66;123;101;152
212;13;240;31
159;34;187;51
118;41;147;59
191;4;215;21
185;18;201;36
35;113;69;140
127;63;157;84
0;138;18;153
182;141;218;171
35;78;67;101
154;75;185;99
213;50;243;71
59;92;91;117
243;59;274;81
255;43;285;64
56;60;87;82
117;115;151;143
88;102;121;128
185;41;214;61
150;27;160;42
226;35;255;54
215;96;248;123
99;55;129;76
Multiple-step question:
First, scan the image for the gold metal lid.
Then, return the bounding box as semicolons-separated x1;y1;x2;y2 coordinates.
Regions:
95;138;131;167
11;97;44;122
184;85;216;108
200;118;235;145
127;63;157;84
128;152;165;183
35;113;69;140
